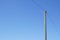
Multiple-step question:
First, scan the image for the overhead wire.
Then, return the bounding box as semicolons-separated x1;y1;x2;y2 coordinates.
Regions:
47;14;60;35
32;0;44;11
32;0;60;37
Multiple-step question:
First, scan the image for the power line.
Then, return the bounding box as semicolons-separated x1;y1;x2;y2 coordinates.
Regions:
32;0;60;39
47;14;59;33
32;0;44;11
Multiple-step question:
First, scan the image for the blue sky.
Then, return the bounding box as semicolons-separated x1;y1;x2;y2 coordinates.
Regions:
0;0;60;40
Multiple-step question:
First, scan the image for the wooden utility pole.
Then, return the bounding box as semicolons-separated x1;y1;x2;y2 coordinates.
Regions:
44;10;47;40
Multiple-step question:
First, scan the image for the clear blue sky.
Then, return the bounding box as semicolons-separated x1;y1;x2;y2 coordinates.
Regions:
0;0;60;40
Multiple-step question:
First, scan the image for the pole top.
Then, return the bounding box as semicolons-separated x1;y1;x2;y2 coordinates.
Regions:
44;10;47;14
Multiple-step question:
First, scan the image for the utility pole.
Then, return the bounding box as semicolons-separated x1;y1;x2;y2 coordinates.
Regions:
44;10;47;40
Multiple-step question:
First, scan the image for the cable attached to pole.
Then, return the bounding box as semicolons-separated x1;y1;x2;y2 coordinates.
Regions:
32;0;44;11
